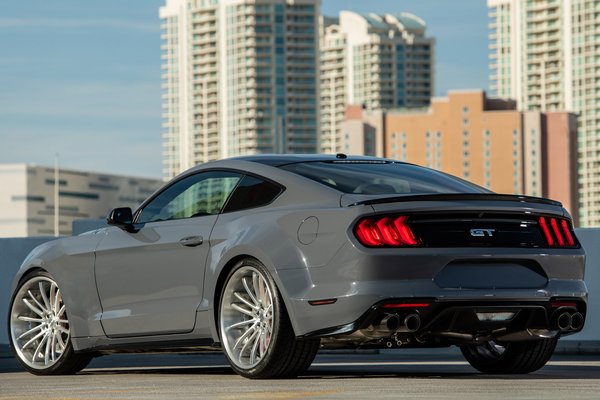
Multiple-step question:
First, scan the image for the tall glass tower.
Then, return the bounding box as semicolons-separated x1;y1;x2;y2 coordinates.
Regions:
160;0;319;179
488;0;600;227
319;11;435;154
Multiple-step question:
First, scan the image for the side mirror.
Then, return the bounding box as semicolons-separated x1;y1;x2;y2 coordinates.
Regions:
107;207;135;232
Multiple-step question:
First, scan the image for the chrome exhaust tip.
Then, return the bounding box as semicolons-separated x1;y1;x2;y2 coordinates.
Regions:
404;313;421;332
380;314;400;332
570;312;584;330
556;312;572;331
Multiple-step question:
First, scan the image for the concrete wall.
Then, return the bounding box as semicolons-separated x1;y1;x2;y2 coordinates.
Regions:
562;229;600;342
1;229;599;352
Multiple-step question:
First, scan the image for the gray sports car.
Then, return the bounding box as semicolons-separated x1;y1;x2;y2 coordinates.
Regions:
8;154;587;378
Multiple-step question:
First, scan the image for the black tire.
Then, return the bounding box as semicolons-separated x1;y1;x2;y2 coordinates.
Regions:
460;338;557;374
8;270;93;375
218;258;320;379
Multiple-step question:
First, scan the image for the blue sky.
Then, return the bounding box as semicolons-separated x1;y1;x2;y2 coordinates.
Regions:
0;1;488;179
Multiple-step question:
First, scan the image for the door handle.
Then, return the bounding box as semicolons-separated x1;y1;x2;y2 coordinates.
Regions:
179;235;204;247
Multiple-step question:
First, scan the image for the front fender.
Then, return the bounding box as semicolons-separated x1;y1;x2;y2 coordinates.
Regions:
11;233;105;342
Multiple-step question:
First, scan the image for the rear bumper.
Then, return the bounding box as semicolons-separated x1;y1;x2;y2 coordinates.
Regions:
302;297;587;341
278;267;587;337
275;240;587;338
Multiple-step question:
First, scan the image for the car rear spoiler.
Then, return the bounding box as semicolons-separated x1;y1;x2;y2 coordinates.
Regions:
344;193;563;207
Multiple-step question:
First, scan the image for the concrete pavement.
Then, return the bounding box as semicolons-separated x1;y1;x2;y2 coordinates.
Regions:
1;350;600;399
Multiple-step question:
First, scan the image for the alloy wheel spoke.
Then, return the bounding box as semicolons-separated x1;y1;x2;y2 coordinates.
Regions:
50;282;58;314
233;291;258;311
259;330;268;357
17;324;44;340
56;331;67;351
239;329;259;364
32;333;48;362
257;274;266;305
233;322;258;350
27;292;47;315
252;272;261;305
44;332;52;365
231;303;254;317
22;299;44;317
226;319;256;331
242;277;259;306
39;282;51;310
21;329;46;350
249;330;261;365
18;316;43;323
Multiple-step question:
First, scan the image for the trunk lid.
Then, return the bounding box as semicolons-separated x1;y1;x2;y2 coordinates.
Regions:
344;193;575;248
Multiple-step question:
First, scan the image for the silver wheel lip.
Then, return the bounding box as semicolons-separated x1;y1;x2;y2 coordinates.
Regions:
219;265;275;370
10;275;70;370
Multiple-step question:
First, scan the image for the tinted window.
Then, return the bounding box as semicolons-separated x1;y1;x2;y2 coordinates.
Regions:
280;161;487;195
137;171;242;223
223;175;283;213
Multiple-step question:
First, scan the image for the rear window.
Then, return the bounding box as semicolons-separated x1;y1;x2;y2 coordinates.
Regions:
279;161;487;195
222;175;283;213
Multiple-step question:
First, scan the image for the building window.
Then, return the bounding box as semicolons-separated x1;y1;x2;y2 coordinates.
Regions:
59;191;100;200
11;195;45;202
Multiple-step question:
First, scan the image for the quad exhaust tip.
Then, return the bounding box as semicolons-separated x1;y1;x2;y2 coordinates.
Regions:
404;313;421;332
381;314;400;331
555;311;584;331
556;312;572;331
570;312;584;330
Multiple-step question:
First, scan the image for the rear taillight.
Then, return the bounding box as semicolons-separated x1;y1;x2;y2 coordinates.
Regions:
354;215;420;247
538;216;576;247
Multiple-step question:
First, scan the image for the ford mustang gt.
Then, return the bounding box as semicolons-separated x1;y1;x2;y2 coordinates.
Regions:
8;154;587;378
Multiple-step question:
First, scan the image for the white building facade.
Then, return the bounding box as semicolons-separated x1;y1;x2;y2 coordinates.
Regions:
0;164;162;237
160;0;320;179
319;11;435;154
488;0;600;226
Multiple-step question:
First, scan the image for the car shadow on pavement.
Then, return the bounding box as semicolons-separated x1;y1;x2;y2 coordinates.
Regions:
3;355;600;380
71;364;600;380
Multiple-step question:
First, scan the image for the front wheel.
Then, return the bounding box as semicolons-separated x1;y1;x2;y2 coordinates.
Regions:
218;258;319;379
460;338;557;374
9;271;92;375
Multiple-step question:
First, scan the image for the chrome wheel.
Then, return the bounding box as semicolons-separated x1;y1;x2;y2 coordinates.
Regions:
10;276;70;370
220;265;274;370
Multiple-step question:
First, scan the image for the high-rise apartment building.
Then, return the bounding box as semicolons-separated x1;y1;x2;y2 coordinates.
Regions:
160;0;319;179
488;0;600;226
342;91;580;223
319;12;434;154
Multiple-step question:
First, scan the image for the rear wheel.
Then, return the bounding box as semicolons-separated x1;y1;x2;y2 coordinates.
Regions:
9;271;92;375
460;338;557;374
218;258;319;379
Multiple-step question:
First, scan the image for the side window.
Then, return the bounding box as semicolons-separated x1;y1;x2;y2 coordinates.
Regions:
222;175;283;213
137;171;242;223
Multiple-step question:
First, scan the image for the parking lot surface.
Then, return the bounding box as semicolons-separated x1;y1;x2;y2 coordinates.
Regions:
1;349;600;399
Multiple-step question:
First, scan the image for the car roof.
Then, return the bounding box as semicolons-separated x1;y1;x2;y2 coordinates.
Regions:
228;153;391;166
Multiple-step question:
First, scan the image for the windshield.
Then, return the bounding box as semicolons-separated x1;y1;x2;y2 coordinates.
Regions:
280;161;489;195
